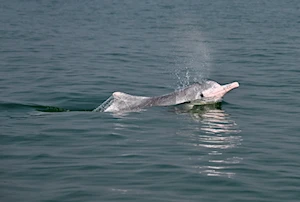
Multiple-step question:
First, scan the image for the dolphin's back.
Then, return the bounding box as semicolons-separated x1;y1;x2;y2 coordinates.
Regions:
150;83;202;106
151;81;221;106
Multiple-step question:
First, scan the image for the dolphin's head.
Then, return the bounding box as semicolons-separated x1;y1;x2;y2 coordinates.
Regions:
201;81;239;100
186;80;239;106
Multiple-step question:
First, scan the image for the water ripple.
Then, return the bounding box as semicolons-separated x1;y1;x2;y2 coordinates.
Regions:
177;105;242;178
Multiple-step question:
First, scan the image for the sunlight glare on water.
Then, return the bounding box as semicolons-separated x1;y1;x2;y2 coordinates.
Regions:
176;106;242;178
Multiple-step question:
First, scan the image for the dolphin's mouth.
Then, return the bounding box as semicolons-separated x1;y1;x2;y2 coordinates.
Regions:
190;97;222;105
202;82;239;98
223;82;239;91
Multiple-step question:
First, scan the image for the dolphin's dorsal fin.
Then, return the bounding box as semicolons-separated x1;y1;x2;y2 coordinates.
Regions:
97;92;150;112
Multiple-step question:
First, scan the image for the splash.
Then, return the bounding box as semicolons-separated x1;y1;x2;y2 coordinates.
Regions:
93;95;114;112
172;29;212;88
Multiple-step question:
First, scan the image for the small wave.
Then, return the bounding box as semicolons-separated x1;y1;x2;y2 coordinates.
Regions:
0;101;85;113
176;104;242;178
0;101;31;111
34;106;69;112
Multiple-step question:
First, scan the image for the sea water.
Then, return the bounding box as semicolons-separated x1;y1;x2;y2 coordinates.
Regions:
1;1;300;201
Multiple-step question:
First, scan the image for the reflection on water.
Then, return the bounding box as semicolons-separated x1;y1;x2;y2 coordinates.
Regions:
176;103;242;178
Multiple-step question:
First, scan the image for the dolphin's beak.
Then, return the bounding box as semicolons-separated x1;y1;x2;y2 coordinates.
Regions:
202;82;239;98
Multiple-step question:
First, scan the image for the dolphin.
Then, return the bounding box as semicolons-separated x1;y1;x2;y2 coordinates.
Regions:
94;80;239;113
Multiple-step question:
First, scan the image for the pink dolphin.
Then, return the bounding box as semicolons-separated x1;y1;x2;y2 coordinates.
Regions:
94;80;239;113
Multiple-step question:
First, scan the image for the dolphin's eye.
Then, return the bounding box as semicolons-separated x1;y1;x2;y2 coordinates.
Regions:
200;93;204;98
